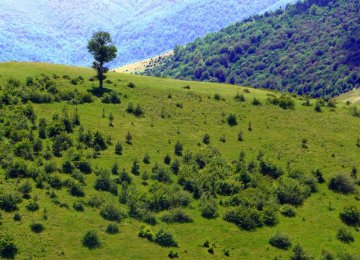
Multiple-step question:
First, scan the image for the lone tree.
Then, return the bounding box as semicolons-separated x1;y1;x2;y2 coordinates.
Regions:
88;32;117;89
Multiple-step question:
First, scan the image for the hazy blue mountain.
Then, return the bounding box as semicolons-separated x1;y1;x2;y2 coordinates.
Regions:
0;0;296;67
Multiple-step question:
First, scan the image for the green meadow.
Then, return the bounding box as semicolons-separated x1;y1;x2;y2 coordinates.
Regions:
0;62;359;259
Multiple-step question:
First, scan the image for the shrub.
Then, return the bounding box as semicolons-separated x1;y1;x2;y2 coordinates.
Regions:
269;232;292;250
328;174;355;194
62;160;74;174
252;98;261;106
73;201;84;212
337;227;354;244
138;224;154;241
203;134;210;145
154;229;178;247
126;132;133;145
82;230;100;249
168;250;179;259
87;195;104;208
200;195;218;219
339;206;360;226
13;213;22;221
6;159;29;178
0;192;22;212
227;114;238;126
115;141;123;155
30;222;44;233
259;160;283;179
164;155;171;165
291;244;312;260
263;208;279;226
161;209;193;223
19;181;32;198
280;205;296;217
276;177;311;206
76;161;92;174
234;93;245;102
131;160;140;175
106;223;119;234
68;183;85;197
313;169;325;183
174;141;183;156
143;154;151;164
224;207;263;230
0;234;18;259
26;200;39;212
100;204;125;222
94;171;118;195
128;82;136;88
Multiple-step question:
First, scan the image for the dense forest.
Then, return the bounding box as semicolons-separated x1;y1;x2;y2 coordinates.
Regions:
145;0;360;98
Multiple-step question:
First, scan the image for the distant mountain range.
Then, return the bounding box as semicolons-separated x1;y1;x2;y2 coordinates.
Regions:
0;0;297;67
145;0;360;97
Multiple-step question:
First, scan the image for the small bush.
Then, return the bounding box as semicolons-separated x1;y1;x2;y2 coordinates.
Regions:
337;227;354;244
161;209;193;223
0;193;22;212
0;234;18;259
73;201;84;212
328;174;355;194
203;134;210;145
224;207;263;230
269;232;292;250
105;223;119;234
200;196;218;219
82;230;100;249
168;250;179;259
30;222;44;233
340;206;360;226
174;141;183;156
100;204;125;222
227;114;238;126
291;244;312;260
13;213;22;222
26;200;39;212
128;82;136;88
252;98;261;106
280;205;296;217
154;229;178;247
138;225;154;241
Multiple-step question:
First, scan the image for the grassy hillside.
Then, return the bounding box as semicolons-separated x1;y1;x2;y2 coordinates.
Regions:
145;0;360;98
0;62;359;259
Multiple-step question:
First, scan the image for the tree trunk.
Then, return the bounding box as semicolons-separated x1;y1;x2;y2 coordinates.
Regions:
98;64;104;89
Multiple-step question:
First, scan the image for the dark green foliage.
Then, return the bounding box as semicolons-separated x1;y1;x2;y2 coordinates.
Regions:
328;174;356;194
76;161;92;174
313;169;325;183
26;200;39;211
126;132;133;145
291;244;312;260
269;232;292;250
337;227;354;244
101;92;121;104
82;230;100;249
168;250;179;259
224;206;263;230
115;141;123;155
131;160;140;175
164;154;171;165
314;102;322;112
93;131;107;150
276;177;311;206
227;114;237;126
161;209;193;223
143;154;151;164
62;160;75;174
200;195;218;219
259;160;283;179
138;225;154;241
0;192;22;212
234;93;245;102
30;222;44;233
170;159;180;174
100;204;126;222
268;95;295;110
13;213;22;222
0;234;18;259
145;0;360;98
203;134;210;145
154;229;178;247
174;141;183;156
280;205;296;217
6;159;29;178
94;173;118;195
19;181;32;197
237;131;244;142
252;98;261;106
52;133;73;157
128;82;136;88
106;223;119;234
340;206;360;226
116;170;132;184
68;182;85;197
73;201;84;212
47;175;62;189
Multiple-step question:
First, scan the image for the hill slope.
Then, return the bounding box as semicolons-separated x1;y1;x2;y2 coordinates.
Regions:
0;0;297;67
145;0;360;98
0;63;359;259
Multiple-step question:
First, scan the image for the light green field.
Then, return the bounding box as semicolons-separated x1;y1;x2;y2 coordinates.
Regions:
0;62;359;259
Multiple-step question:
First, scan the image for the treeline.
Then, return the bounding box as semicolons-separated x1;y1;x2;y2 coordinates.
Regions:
145;0;360;98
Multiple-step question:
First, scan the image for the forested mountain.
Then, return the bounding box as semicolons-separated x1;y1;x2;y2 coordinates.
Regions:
145;0;360;97
0;0;296;67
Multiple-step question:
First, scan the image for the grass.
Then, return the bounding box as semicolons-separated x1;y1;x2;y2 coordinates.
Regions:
0;62;359;259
